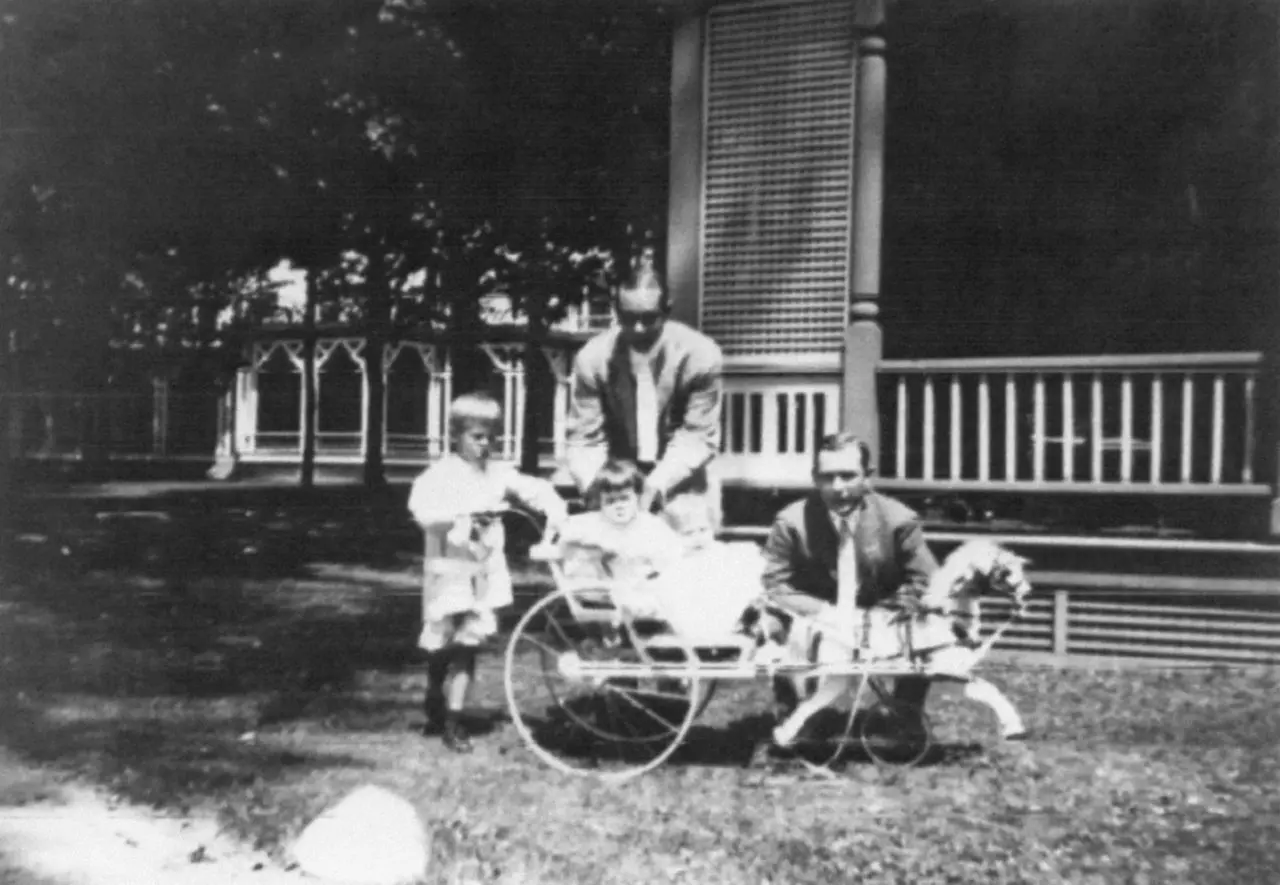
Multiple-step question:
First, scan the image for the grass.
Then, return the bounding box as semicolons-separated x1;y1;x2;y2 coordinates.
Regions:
1;483;1278;884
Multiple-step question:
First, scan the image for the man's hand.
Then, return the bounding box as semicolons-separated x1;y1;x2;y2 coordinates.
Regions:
893;590;928;619
638;483;665;515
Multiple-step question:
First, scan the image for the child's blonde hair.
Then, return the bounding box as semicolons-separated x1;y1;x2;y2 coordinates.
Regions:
662;495;718;553
448;392;502;439
661;493;715;533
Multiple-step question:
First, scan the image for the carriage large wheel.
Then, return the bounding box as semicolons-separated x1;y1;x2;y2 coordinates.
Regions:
789;672;934;773
504;587;705;781
859;691;933;767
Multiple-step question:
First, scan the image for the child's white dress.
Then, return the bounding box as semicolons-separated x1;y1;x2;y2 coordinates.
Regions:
559;511;683;591
408;455;567;652
560;513;766;645
643;541;766;644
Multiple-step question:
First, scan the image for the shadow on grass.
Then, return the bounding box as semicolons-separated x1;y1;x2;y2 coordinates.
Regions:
0;483;483;809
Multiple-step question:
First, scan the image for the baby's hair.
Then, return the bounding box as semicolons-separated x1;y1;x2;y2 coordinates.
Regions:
588;458;646;498
448;392;502;439
661;493;714;531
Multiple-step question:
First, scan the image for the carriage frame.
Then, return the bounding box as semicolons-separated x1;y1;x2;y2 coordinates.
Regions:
501;528;1029;782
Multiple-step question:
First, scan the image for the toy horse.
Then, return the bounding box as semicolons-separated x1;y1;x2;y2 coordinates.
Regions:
772;539;1032;748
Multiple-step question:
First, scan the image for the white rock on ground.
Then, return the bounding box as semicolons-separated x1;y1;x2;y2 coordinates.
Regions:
291;785;428;885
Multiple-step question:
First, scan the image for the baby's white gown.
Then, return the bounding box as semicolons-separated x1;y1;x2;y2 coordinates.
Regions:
636;541;766;644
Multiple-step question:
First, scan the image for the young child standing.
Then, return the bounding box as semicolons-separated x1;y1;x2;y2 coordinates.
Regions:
407;392;567;752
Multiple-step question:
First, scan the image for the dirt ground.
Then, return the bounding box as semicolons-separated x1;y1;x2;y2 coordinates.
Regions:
0;749;308;885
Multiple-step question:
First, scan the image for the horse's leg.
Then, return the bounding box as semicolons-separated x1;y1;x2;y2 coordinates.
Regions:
772;676;852;747
962;677;1026;739
772;632;858;748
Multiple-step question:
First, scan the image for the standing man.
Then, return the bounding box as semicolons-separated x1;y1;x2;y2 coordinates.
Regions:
565;259;724;527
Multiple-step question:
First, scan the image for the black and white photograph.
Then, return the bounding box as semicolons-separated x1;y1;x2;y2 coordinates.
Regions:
1;0;1277;882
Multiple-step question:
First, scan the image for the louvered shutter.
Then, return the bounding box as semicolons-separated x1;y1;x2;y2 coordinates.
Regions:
701;0;855;365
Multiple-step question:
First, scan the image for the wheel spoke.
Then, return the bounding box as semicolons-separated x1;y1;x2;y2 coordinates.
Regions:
504;588;702;781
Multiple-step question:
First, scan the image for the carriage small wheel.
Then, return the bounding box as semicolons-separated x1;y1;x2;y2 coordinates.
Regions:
859;700;933;767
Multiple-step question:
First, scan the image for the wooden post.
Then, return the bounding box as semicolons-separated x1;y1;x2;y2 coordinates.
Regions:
206;377;238;481
1268;350;1280;536
150;375;169;457
667;12;705;330
1052;589;1070;662
841;0;887;463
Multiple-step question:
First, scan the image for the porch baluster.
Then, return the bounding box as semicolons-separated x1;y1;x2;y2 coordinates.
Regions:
1150;377;1163;484
1033;373;1045;482
1062;375;1074;482
923;377;935;481
949;375;961;480
1211;373;1224;484
760;389;779;459
977;374;990;482
1243;374;1256;484
1091;374;1102;482
1004;375;1016;481
895;376;907;479
1181;375;1194;483
1121;373;1133;483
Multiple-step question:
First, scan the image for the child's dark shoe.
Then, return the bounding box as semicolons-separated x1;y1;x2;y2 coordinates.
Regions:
422;695;446;736
443;720;474;754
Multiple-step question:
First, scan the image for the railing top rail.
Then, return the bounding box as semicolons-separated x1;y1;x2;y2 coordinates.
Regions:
879;352;1263;373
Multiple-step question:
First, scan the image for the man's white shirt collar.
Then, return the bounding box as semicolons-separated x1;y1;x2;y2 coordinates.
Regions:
828;503;863;535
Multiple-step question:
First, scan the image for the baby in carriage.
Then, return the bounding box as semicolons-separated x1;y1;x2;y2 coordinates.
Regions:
558;459;766;646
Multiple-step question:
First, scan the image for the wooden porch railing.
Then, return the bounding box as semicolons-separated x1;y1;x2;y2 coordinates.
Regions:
715;353;1270;495
717;377;841;486
877;352;1268;495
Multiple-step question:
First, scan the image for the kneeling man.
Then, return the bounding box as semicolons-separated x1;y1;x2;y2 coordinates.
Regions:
759;431;938;746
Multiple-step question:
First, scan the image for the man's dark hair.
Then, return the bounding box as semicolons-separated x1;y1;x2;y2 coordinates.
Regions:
615;252;670;313
813;431;874;474
589;458;647;498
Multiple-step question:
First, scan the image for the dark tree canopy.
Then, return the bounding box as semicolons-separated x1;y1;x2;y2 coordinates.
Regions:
882;0;1279;358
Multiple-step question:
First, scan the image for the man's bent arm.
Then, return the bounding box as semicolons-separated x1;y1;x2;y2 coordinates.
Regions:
646;351;723;498
760;518;826;619
893;518;938;605
564;352;609;494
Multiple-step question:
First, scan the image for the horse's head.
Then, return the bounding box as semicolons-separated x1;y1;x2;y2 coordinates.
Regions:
934;540;1033;607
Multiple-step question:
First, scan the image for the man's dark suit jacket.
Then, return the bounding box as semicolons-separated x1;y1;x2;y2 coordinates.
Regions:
761;491;938;617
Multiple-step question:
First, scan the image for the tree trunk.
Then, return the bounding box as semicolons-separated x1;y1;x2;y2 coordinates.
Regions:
300;269;318;488
362;255;389;489
521;296;547;476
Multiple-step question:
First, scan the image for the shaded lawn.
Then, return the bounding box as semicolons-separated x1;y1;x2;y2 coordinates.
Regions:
1;489;1278;884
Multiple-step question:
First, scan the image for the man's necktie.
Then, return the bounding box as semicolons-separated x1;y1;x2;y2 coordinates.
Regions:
634;357;659;463
836;518;858;635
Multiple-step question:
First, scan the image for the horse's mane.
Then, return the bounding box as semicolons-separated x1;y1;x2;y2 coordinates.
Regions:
924;539;1029;605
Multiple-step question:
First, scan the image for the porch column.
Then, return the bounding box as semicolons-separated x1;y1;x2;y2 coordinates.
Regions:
667;12;705;329
480;344;526;462
235;365;258;454
207;378;238;480
841;0;888;463
427;347;452;458
541;346;573;462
